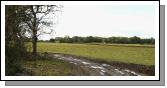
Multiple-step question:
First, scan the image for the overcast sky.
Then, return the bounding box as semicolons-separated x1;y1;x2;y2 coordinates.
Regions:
39;5;156;40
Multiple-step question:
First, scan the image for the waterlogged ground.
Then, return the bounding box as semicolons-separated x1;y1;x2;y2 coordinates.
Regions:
51;54;145;76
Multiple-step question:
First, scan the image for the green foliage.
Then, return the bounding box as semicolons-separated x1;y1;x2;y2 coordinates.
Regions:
5;5;29;75
5;60;22;75
5;44;27;75
37;43;155;65
129;36;141;44
49;38;55;42
53;36;155;44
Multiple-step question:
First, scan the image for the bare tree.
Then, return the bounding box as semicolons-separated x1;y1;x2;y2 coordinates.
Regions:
23;5;63;55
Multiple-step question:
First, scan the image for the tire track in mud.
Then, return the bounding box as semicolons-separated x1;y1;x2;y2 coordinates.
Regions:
52;54;144;76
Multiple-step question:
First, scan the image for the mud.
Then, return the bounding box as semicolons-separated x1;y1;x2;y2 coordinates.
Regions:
50;53;148;76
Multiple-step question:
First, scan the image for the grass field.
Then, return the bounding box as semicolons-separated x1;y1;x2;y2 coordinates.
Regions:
35;42;155;65
21;58;73;76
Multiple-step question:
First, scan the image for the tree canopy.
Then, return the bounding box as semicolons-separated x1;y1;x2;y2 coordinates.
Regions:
50;36;155;44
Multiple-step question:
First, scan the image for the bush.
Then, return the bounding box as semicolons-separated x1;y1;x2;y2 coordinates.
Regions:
5;59;22;75
5;42;27;75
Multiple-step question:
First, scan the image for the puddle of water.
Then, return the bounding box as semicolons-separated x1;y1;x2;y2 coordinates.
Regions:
130;71;138;75
101;70;106;73
102;64;110;67
54;54;61;57
82;61;90;65
115;69;125;75
124;69;138;76
57;58;63;60
99;72;105;75
118;71;125;75
90;66;104;69
73;59;82;61
73;63;77;65
124;69;131;73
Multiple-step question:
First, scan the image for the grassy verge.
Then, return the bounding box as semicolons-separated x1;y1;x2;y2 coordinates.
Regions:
21;60;72;76
19;54;76;76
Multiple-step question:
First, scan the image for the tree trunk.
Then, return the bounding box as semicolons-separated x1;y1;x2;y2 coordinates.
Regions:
31;5;37;55
32;35;37;55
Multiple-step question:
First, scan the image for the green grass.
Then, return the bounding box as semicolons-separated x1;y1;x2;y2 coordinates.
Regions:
21;58;73;76
36;43;155;65
86;43;155;48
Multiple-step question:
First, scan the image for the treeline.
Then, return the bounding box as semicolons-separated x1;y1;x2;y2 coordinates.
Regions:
48;36;155;44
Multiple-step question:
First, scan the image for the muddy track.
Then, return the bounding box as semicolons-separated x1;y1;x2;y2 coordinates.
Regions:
49;53;147;76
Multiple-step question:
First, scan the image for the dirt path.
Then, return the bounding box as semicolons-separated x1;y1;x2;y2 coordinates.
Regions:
51;54;145;76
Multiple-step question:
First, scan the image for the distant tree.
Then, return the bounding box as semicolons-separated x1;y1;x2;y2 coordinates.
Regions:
72;36;83;43
93;37;103;43
140;37;155;44
64;35;72;43
84;36;94;43
150;37;155;44
54;36;154;44
129;36;141;44
49;38;55;42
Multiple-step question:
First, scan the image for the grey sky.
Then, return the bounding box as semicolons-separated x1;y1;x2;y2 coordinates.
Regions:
38;5;156;40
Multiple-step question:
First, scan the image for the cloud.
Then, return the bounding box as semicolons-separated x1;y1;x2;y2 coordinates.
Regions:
39;5;156;40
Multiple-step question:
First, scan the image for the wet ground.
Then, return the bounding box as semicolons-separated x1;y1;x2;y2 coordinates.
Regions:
51;54;145;76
